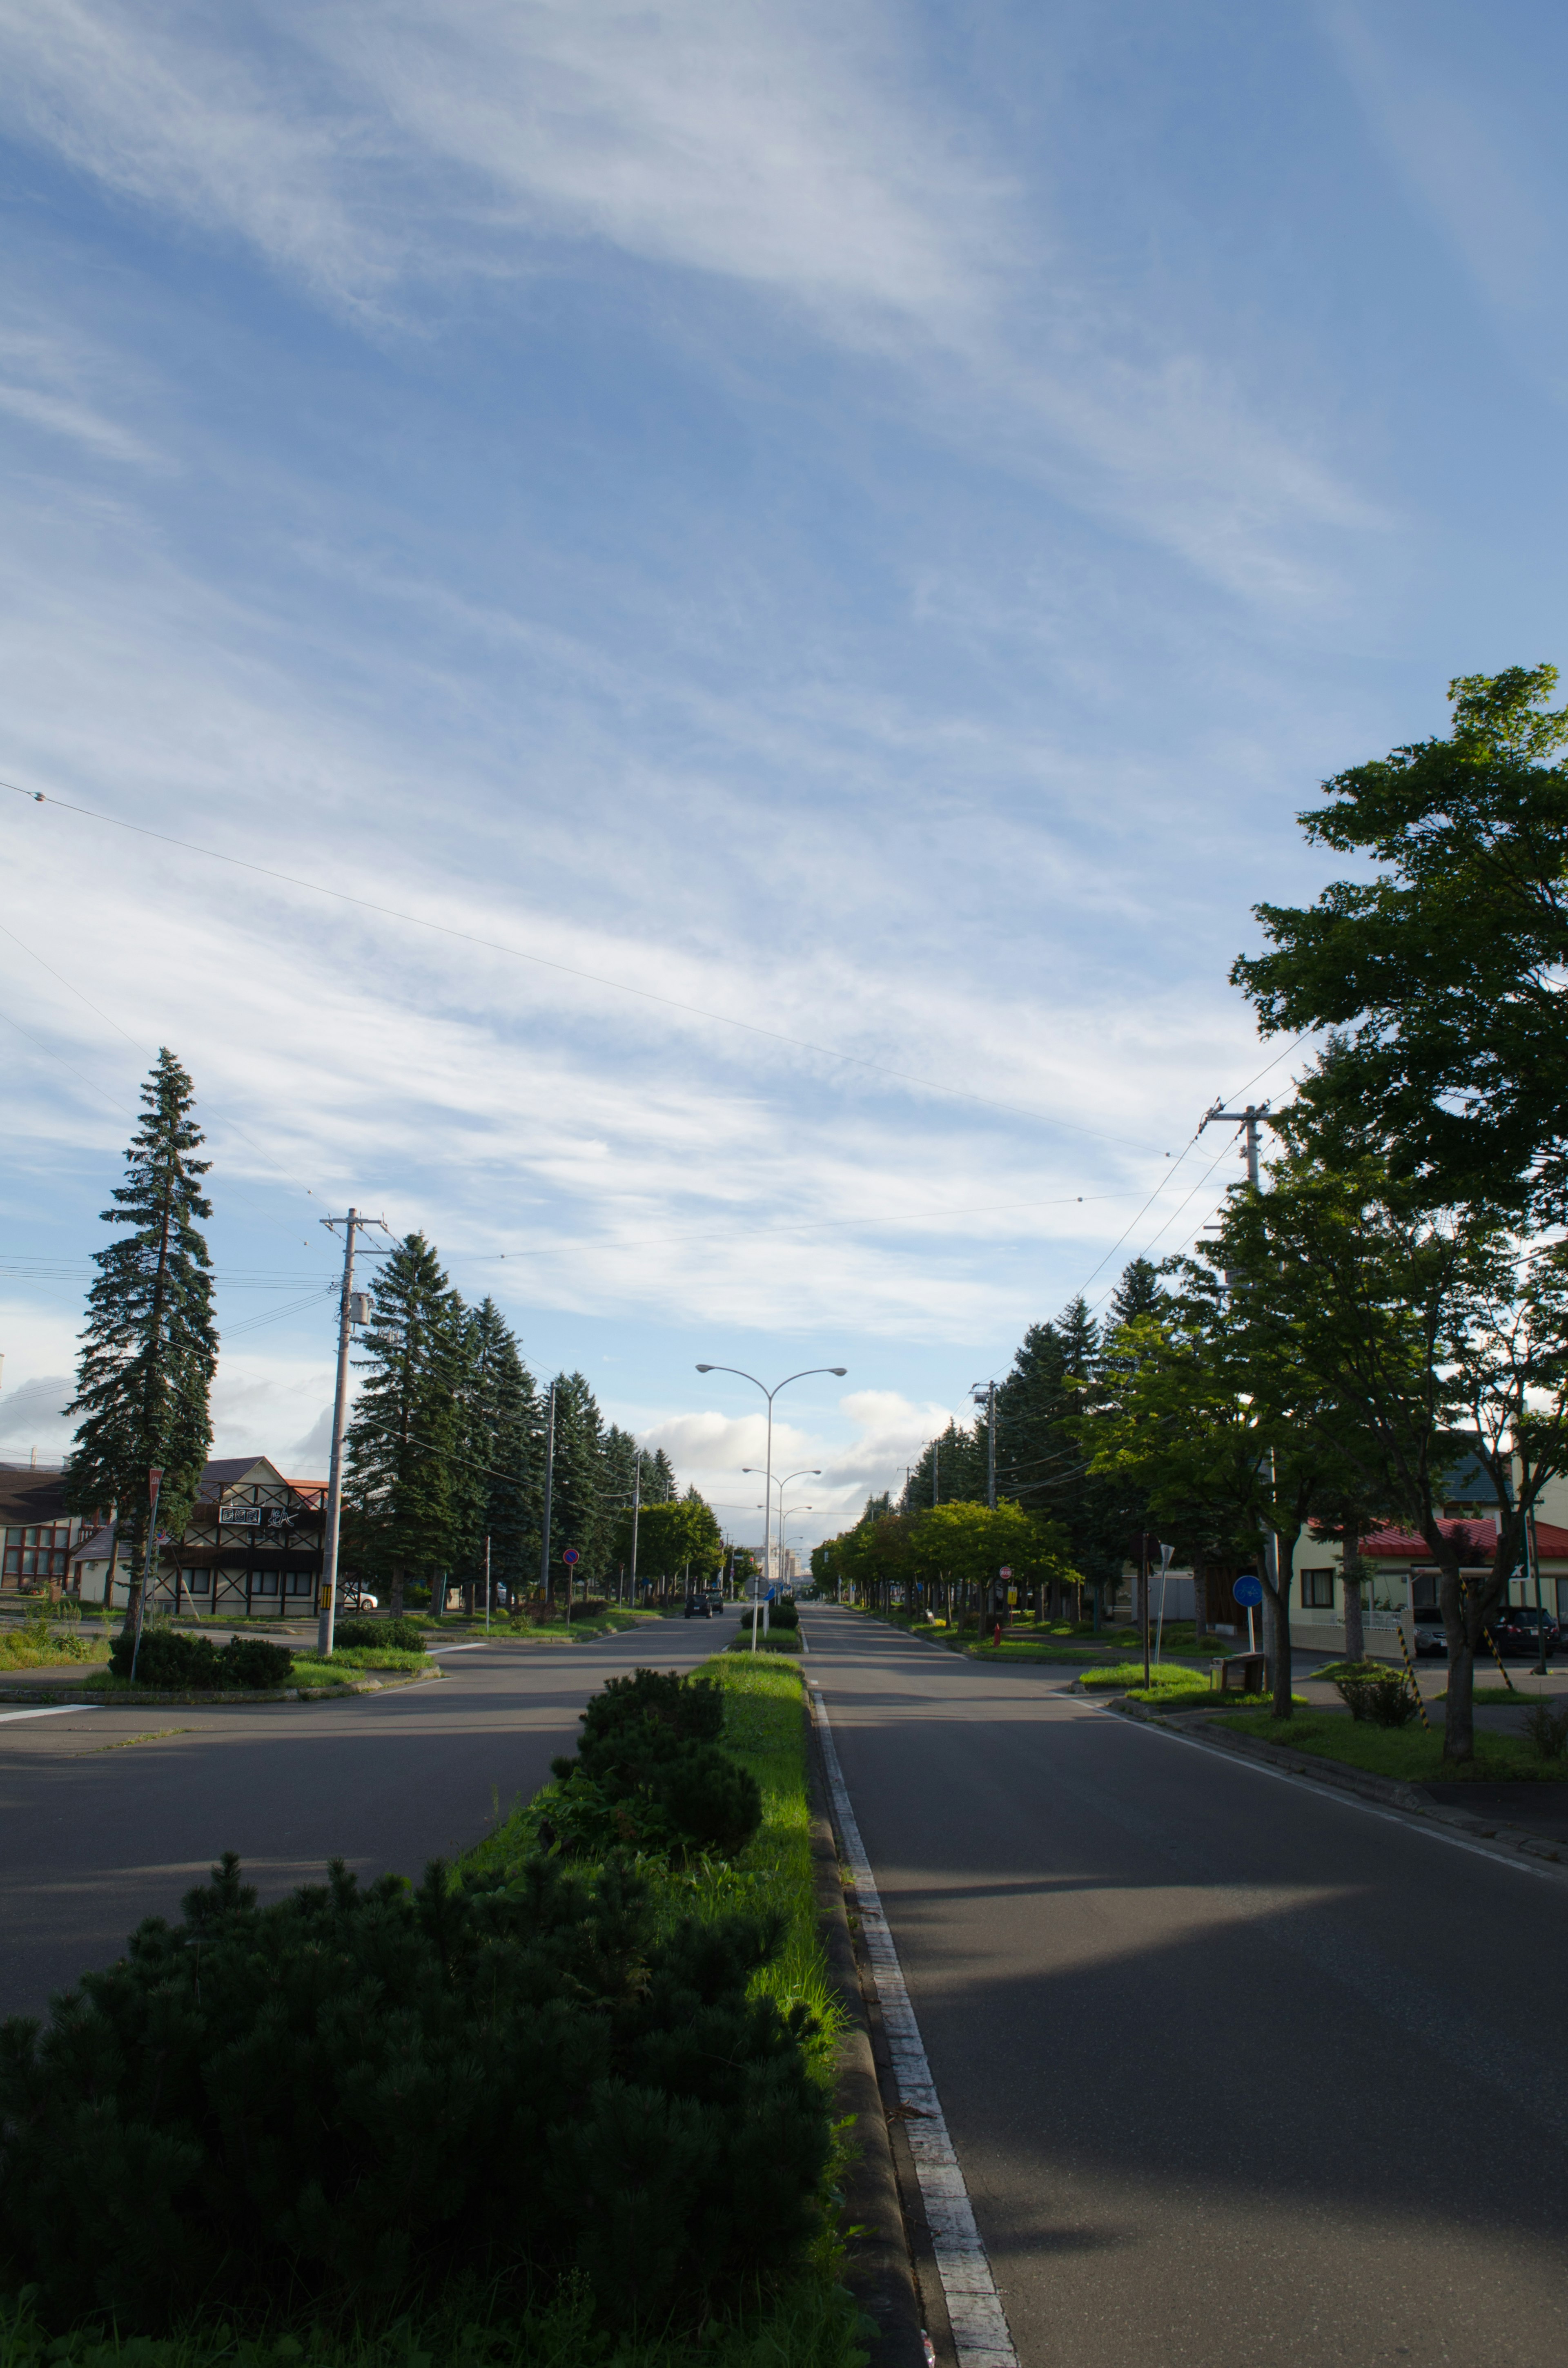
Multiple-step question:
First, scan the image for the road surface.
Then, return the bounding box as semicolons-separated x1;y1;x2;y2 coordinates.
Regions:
0;1615;723;2017
804;1603;1568;2368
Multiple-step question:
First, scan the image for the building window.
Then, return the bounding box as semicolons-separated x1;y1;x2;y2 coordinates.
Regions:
285;1573;312;1595
1301;1569;1335;1608
255;1572;279;1595
186;1569;212;1594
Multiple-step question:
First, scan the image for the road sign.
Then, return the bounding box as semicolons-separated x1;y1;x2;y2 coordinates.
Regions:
562;1547;580;1566
999;1565;1012;1579
1234;1575;1263;1608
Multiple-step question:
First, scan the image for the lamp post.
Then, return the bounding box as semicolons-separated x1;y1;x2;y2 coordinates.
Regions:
698;1366;844;1642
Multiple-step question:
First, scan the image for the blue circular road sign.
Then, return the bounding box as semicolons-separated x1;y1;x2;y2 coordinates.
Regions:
1233;1575;1263;1608
562;1547;580;1566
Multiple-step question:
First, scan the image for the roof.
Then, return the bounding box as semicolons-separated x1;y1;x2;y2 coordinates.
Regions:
1361;1518;1568;1562
193;1457;284;1499
71;1524;116;1561
0;1469;71;1523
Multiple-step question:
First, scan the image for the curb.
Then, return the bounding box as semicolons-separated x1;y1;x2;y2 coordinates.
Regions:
804;1692;933;2368
1109;1697;1568;1870
0;1665;445;1709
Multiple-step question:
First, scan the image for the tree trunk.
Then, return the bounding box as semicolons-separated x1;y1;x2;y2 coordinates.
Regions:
390;1567;405;1617
1342;1553;1365;1665
1445;1638;1477;1762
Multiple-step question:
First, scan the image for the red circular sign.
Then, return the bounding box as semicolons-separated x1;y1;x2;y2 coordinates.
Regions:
562;1547;580;1565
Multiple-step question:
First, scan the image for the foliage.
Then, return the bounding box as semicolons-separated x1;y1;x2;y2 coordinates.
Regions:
1521;1702;1568;1760
724;1631;801;1654
106;1631;293;1690
616;1496;724;1585
1078;1663;1209;1693
1233;665;1568;1213
1334;1675;1419;1726
549;1670;762;1860
450;1298;543;1605
332;1616;427;1654
767;1598;800;1630
64;1050;217;1597
342;1235;464;1591
0;1848;829;2337
1214;1707;1568;1783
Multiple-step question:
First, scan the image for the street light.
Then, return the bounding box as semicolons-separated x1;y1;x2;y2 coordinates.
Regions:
697;1365;846;1644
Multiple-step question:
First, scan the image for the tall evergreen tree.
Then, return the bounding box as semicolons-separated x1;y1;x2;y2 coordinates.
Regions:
546;1371;607;1588
65;1050;217;1622
342;1233;462;1611
451;1298;542;1608
1108;1257;1168;1330
641;1447;679;1503
903;1420;987;1510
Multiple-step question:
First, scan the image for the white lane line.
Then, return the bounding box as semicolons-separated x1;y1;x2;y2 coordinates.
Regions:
810;1681;1017;2368
428;1643;488;1654
0;1704;105;1724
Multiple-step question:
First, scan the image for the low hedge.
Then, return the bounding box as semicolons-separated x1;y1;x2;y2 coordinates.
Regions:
0;1851;829;2337
107;1631;293;1690
332;1614;428;1654
724;1629;802;1654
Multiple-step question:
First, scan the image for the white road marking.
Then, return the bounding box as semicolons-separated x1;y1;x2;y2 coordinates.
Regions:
0;1704;105;1724
427;1643;488;1654
810;1681;1018;2368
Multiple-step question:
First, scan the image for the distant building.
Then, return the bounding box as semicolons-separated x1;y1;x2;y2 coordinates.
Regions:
0;1465;97;1595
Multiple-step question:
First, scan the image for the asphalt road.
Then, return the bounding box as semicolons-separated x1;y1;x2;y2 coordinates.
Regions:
0;1613;724;2018
804;1604;1568;2368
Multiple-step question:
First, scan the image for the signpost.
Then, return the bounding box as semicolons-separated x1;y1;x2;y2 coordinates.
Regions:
1234;1572;1263;1656
562;1545;579;1617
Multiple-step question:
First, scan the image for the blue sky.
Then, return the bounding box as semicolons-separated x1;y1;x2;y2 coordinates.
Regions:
1;0;1564;1544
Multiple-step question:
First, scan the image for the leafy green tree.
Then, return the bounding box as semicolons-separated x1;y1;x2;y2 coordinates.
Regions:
1233;665;1568;1212
65;1050;217;1624
618;1495;723;1590
905;1501;1076;1627
342;1234;463;1611
1213;1130;1568;1757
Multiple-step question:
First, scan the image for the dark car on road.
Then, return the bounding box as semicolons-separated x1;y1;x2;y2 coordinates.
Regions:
1481;1605;1560;1659
683;1595;712;1619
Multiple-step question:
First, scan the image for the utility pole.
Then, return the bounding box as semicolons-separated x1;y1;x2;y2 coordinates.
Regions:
1200;1099;1273;1186
630;1454;641;1608
316;1209;387;1659
538;1380;556;1612
484;1532;492;1632
933;1438;940;1507
970;1379;998;1633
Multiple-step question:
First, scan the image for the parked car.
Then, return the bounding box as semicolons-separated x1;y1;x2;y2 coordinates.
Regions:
1481;1605;1560;1659
683;1596;712;1619
338;1584;379;1611
1412;1608;1448;1659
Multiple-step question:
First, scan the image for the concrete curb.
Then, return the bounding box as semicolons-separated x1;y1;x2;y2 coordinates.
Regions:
1109;1697;1568;1869
804;1690;933;2368
0;1665;445;1709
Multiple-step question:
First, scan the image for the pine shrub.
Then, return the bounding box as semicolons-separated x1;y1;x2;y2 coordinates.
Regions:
0;1851;828;2336
766;1599;800;1630
107;1632;293;1690
550;1671;760;1860
1334;1674;1418;1726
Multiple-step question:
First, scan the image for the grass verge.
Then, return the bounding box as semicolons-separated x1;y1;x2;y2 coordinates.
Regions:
1078;1662;1210;1693
1211;1707;1568;1782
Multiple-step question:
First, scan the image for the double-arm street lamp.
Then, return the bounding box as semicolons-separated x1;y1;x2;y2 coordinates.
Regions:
695;1365;846;1605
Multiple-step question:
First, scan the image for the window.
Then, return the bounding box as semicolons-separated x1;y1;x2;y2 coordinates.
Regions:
285;1573;312;1595
1300;1569;1335;1609
255;1572;279;1595
186;1569;212;1594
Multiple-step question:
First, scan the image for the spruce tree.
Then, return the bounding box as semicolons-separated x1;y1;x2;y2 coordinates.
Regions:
342;1233;462;1612
65;1050;217;1622
644;1447;679;1503
451;1298;542;1609
545;1371;607;1590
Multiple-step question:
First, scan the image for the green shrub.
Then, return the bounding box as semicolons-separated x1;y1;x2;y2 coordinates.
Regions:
1334;1674;1418;1726
566;1597;609;1623
724;1630;801;1654
1522;1701;1568;1760
551;1675;761;1861
0;1851;829;2337
766;1599;800;1630
334;1615;428;1654
578;1667;726;1751
107;1632;294;1690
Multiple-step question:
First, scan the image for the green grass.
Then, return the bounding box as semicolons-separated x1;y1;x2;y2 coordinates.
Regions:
723;1628;802;1653
0;1630;109;1671
1079;1661;1210;1693
1212;1706;1568;1782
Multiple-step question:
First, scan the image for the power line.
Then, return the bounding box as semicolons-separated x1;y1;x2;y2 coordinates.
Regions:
4;776;1169;1154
